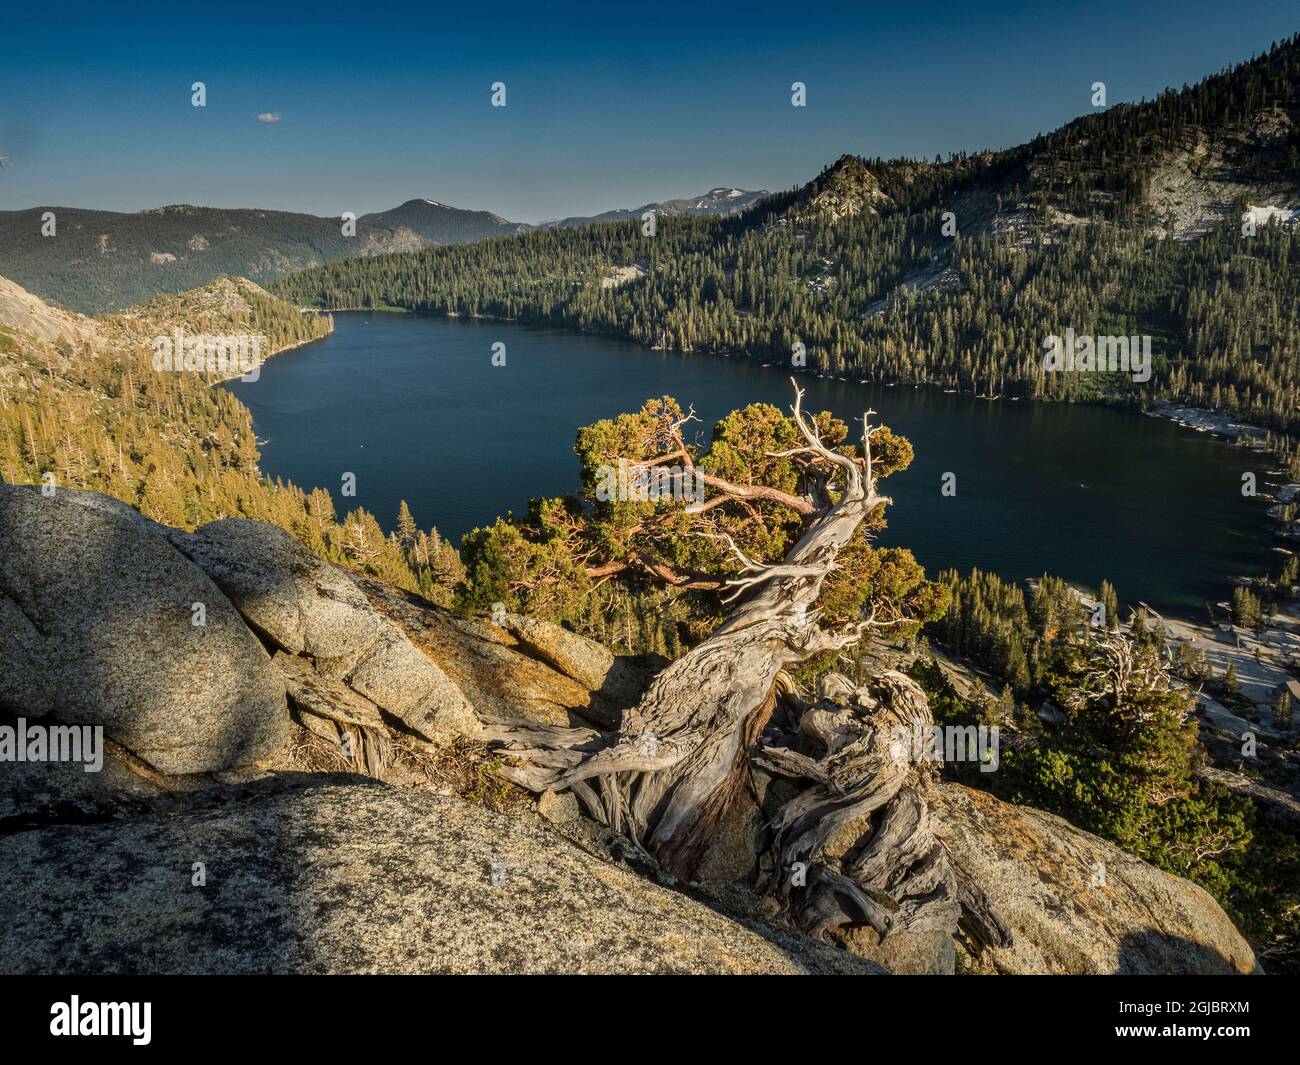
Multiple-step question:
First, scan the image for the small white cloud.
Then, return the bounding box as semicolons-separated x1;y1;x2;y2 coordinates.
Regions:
257;112;282;124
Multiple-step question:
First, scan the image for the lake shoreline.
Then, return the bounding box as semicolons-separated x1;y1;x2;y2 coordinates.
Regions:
302;308;1292;616
203;317;335;387
298;304;1289;444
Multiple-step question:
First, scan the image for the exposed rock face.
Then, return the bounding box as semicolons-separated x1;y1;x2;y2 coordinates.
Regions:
385;598;597;726
0;594;52;716
930;783;1260;975
359;578;658;729
0;275;95;345
169;520;478;743
838;927;957;976
273;651;387;735
1145;116;1299;240
0;778;879;975
167;519;382;663
0;485;289;774
502;612;615;690
272;652;391;777
0;755;162;824
0;483;643;796
797;155;892;222
0;485;1264;976
339;619;479;742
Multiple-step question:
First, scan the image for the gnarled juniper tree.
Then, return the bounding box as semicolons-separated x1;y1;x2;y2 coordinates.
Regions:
465;381;1012;950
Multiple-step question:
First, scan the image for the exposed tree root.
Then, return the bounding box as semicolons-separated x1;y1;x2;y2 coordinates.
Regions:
757;670;1011;952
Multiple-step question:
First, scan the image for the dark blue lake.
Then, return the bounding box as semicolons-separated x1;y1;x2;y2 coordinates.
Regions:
225;312;1277;617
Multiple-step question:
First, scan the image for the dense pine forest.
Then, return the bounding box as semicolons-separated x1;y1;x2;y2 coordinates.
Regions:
275;37;1300;430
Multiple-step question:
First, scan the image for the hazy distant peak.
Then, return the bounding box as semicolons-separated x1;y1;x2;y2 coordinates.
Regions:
547;186;770;228
358;199;527;244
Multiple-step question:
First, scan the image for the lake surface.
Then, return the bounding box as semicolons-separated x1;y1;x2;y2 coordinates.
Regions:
225;312;1276;617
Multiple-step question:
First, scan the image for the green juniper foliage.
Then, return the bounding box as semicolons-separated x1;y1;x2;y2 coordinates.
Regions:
457;394;949;655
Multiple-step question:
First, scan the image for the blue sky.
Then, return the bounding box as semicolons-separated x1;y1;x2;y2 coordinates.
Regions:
1;0;1296;222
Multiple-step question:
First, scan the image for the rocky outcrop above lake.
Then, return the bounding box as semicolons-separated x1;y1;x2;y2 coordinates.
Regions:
0;485;289;774
0;484;1262;975
930;784;1260;975
0;777;876;975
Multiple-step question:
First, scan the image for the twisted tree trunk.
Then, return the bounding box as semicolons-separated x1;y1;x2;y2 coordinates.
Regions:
757;671;1010;951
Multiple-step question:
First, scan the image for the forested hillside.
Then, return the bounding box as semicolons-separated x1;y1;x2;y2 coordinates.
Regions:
917;567;1300;966
0;205;429;314
275;36;1300;430
0;275;464;605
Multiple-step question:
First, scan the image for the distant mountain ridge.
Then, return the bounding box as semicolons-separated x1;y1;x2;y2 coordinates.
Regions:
0;205;423;315
543;186;769;228
0;185;769;314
